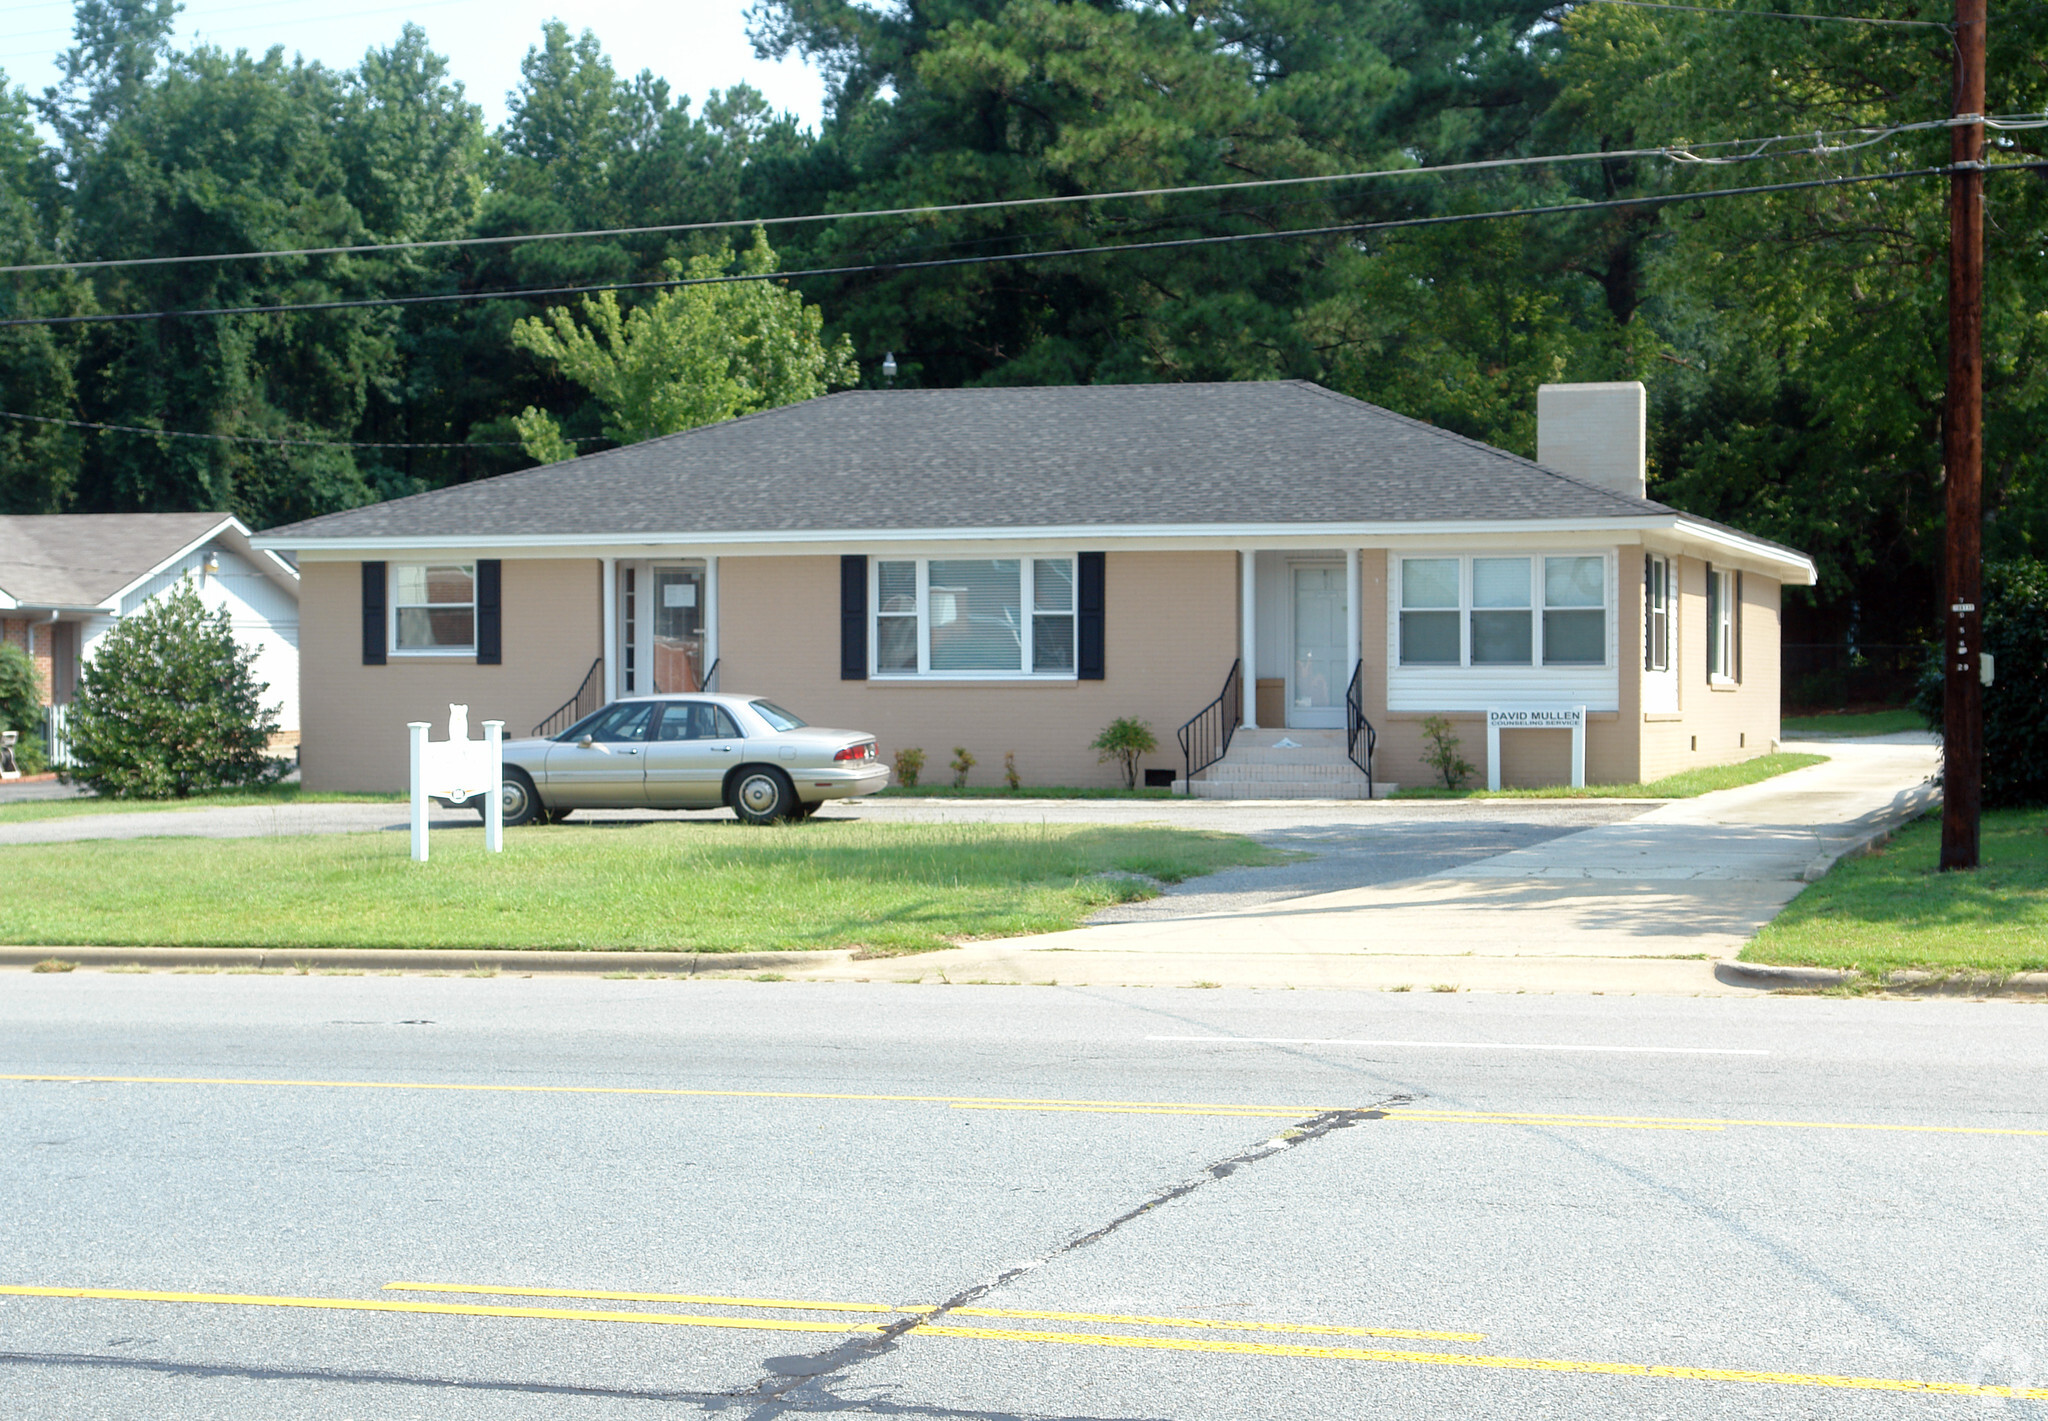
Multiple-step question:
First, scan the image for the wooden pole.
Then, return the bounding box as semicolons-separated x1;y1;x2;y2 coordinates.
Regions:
1940;0;1986;871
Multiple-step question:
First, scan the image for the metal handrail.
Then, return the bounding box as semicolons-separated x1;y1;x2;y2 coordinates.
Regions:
1176;658;1242;788
701;657;719;692
533;657;604;738
1344;660;1376;799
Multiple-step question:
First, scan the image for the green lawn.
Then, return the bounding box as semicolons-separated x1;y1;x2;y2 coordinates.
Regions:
877;784;1174;799
1391;752;1827;800
1781;708;1925;738
0;785;404;825
1745;808;2048;976
0;820;1281;953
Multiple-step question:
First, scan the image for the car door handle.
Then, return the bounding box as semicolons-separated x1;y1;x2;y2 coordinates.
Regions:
620;748;640;756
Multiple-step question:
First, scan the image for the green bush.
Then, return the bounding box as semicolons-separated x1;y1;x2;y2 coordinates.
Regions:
0;641;37;741
1091;717;1158;790
1915;558;2048;806
66;581;285;799
892;746;925;788
1420;714;1476;790
950;746;976;789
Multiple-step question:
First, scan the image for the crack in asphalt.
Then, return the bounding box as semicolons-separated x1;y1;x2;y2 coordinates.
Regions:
731;1098;1408;1418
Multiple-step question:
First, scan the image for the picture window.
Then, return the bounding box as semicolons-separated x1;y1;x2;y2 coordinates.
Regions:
872;557;1076;678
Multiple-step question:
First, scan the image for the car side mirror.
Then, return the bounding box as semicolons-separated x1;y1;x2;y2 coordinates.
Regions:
577;735;595;749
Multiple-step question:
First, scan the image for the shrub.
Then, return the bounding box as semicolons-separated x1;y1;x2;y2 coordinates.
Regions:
891;746;925;788
1091;717;1158;790
0;641;45;774
1419;714;1475;790
1003;751;1021;791
1914;557;2048;806
950;746;976;789
65;580;284;799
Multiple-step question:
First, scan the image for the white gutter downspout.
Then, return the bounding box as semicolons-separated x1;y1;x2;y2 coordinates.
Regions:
1240;551;1258;730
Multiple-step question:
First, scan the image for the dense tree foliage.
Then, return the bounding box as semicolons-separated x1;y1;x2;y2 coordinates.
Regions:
1;0;2043;646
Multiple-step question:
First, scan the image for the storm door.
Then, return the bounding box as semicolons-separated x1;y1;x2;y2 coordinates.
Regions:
1288;564;1347;728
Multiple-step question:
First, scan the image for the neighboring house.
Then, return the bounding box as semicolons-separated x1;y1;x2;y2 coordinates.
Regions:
0;514;303;755
255;381;1813;795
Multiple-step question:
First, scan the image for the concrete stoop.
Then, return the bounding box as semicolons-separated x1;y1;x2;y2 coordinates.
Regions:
1177;727;1395;800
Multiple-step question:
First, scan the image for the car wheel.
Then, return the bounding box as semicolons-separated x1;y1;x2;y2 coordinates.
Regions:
487;768;542;827
730;767;797;825
794;800;823;820
546;807;575;824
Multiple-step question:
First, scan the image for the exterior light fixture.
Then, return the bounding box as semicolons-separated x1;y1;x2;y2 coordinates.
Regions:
881;352;897;386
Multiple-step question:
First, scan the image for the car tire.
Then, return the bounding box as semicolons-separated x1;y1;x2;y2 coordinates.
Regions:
546;807;575;824
730;767;797;825
489;768;543;827
793;800;822;820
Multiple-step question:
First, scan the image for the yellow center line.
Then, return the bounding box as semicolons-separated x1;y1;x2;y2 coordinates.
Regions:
4;1074;2043;1137
7;1284;2039;1399
380;1283;1483;1341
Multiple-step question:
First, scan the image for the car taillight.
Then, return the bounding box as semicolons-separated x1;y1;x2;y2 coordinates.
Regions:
834;743;874;762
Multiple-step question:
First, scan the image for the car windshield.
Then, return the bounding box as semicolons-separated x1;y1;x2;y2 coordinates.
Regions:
749;700;807;731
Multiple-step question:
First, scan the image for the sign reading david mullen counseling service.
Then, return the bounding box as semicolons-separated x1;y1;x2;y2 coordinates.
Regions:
1485;706;1587;791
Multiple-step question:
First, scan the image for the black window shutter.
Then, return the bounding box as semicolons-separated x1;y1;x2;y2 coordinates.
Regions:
361;561;386;666
1733;571;1743;683
840;555;868;680
1077;551;1106;680
476;559;502;665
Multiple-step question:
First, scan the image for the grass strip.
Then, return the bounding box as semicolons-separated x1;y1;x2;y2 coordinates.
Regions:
0;786;404;825
1744;808;2048;976
1780;709;1925;738
1391;752;1826;800
0;820;1280;953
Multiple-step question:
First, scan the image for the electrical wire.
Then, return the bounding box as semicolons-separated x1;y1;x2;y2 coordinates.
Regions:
0;408;597;449
0;166;1951;331
1583;0;1952;28
0;115;1979;278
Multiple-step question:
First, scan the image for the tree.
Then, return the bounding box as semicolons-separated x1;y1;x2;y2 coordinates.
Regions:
1092;717;1157;790
1915;559;2048;807
509;227;855;460
65;580;283;798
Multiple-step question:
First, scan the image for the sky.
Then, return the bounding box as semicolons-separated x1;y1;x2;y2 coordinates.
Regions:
0;0;830;133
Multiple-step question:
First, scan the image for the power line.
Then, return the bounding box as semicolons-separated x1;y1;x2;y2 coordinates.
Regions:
1584;0;1952;27
0;408;598;449
0;166;1952;330
0;116;1975;278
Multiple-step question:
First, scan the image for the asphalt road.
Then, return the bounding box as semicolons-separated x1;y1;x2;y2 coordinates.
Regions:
3;976;2043;1420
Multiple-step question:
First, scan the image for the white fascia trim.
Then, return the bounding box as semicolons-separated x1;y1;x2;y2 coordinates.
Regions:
101;516;248;609
263;515;1689;559
1663;518;1817;586
0;587;16;610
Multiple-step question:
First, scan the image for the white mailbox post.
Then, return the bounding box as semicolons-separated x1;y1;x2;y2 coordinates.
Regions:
1486;706;1586;792
407;704;504;862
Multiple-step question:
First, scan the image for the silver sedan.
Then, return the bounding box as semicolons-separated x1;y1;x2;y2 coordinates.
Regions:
490;694;888;825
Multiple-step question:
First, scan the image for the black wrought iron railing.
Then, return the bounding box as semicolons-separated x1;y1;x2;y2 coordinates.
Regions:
533;657;603;738
701;657;719;692
1344;660;1376;800
1177;658;1242;787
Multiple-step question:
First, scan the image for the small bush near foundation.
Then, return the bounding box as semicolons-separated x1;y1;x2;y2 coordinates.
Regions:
66;582;283;799
1003;751;1021;791
892;747;925;788
1092;717;1158;791
950;746;976;788
1419;715;1475;791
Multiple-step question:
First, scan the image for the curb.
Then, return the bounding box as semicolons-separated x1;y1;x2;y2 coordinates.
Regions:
1713;960;1855;990
1799;781;1942;882
1;946;852;975
1715;960;2048;996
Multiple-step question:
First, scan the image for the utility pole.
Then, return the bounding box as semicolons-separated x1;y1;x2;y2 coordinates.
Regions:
1940;0;1986;871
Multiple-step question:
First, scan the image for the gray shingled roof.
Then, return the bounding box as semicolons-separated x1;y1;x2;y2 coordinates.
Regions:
0;513;233;607
265;381;1675;542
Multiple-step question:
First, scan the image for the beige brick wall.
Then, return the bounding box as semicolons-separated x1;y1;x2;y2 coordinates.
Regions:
718;551;1239;788
299;559;602;791
1638;556;1782;782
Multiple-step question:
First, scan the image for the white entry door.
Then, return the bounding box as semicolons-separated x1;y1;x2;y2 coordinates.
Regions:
1289;564;1346;728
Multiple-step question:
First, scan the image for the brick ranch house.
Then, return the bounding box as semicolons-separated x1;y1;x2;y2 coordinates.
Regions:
256;380;1813;796
0;513;302;757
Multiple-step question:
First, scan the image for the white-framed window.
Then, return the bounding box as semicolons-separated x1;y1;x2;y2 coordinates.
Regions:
1644;554;1671;672
391;562;475;654
872;556;1076;678
1397;554;1610;669
1707;565;1740;682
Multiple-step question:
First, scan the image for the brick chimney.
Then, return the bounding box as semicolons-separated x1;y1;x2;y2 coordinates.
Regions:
1537;382;1647;501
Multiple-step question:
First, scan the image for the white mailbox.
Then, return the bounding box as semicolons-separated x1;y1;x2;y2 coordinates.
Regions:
408;704;504;862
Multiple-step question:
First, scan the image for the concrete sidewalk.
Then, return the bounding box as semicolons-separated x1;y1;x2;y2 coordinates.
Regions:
790;738;1941;994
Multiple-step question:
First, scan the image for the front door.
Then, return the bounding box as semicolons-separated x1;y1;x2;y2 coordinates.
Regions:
642;700;743;808
1289;564;1346;728
542;701;654;806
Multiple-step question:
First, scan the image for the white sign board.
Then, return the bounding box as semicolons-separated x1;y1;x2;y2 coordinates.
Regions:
408;704;505;861
1486;706;1587;792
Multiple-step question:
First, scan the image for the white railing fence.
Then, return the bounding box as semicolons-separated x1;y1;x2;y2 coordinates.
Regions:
45;703;76;768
